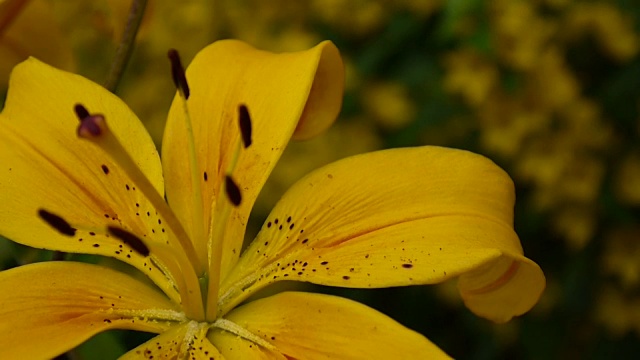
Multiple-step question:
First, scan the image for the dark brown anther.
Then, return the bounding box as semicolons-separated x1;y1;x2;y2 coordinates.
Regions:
38;209;76;236
238;104;252;148
108;226;150;257
225;175;242;206
168;49;190;99
74;104;90;120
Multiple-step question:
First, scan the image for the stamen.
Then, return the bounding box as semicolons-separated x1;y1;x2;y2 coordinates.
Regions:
168;49;190;99
144;238;205;320
238;104;253;148
38;209;76;236
205;105;250;320
224;175;242;206
107;226;150;257
166;51;208;269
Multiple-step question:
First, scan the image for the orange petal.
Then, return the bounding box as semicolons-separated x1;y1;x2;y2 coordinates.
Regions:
121;321;224;359
219;292;450;359
0;261;182;359
209;329;286;359
220;147;545;322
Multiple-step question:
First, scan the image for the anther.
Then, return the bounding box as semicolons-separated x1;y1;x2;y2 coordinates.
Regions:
108;226;150;257
38;209;76;236
238;104;253;148
224;175;242;206
168;49;190;99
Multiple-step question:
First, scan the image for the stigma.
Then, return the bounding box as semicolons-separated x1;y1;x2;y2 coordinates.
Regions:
74;103;107;139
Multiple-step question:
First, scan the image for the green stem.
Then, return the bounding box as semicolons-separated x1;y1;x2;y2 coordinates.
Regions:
103;0;148;93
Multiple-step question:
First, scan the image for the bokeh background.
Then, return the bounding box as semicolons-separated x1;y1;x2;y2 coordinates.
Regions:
2;0;640;358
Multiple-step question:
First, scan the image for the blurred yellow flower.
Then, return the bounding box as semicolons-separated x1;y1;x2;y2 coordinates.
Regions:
479;101;549;159
595;286;640;337
490;0;556;70
399;0;443;17
443;48;498;107
564;2;639;62
603;227;640;290
311;0;386;38
361;81;417;129
615;151;640;205
528;47;579;111
0;0;74;86
219;0;318;50
550;205;597;250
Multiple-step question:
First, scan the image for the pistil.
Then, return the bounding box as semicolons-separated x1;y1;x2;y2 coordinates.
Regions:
75;105;205;320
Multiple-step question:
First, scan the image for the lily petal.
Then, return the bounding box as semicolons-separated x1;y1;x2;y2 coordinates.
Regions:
0;58;179;301
121;321;224;360
217;291;450;359
220;147;545;322
0;262;182;359
209;330;286;359
162;40;344;278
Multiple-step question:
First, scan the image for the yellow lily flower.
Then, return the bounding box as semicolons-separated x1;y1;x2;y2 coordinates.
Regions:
0;40;545;359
